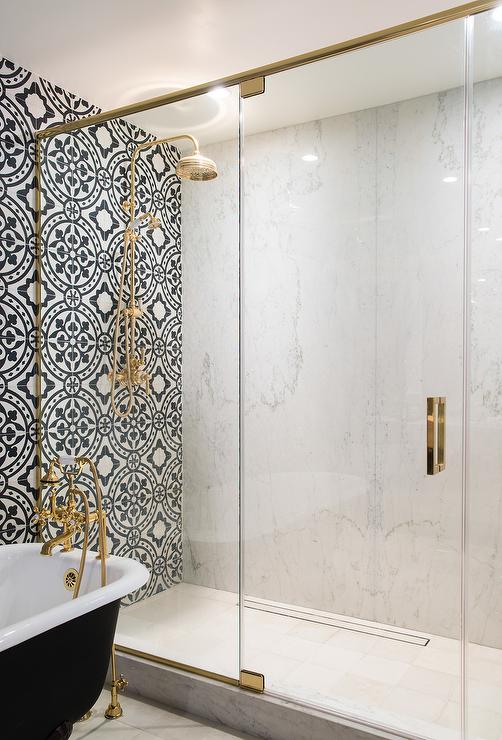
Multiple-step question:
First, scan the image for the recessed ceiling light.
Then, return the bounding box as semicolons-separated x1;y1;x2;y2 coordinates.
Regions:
443;176;458;183
302;154;318;162
207;86;230;100
493;6;502;21
478;227;490;232
478;278;487;282
496;237;502;242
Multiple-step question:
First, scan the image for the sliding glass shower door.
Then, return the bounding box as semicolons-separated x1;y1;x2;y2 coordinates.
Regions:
240;19;466;738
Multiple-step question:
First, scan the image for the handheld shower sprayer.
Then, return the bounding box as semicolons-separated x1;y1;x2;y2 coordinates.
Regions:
109;133;218;418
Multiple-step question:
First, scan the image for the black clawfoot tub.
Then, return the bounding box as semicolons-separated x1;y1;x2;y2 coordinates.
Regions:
0;544;148;740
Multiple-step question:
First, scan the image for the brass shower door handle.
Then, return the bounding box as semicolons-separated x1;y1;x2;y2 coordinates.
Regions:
427;396;445;475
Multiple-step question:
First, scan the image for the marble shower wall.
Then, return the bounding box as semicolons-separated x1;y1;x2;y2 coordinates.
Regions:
183;83;485;642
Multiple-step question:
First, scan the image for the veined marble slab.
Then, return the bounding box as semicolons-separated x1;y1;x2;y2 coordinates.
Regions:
181;77;502;649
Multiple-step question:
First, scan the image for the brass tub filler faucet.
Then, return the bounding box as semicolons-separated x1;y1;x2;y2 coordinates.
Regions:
35;455;127;720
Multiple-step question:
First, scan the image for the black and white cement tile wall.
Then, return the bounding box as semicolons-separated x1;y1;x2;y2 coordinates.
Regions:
0;56;182;601
0;57;79;545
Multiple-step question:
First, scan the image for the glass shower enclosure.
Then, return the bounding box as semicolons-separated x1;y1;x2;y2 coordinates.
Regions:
240;18;466;739
37;5;502;739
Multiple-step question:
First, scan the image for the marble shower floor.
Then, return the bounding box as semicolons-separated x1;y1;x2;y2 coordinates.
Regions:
116;583;502;740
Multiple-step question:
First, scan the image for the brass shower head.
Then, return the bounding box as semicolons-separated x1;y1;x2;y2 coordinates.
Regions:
175;151;218;181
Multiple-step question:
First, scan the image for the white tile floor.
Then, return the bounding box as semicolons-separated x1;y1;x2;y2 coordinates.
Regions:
72;690;255;740
117;584;502;740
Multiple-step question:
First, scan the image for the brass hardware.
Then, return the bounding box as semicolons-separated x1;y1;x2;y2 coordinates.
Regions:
105;644;127;719
108;222;152;418
35;135;42;515
109;133;216;419
76;710;92;722
37;458;120;719
239;669;265;693
35;456;108;597
240;77;265;98
427;397;446;475
114;644;240;686
63;568;79;591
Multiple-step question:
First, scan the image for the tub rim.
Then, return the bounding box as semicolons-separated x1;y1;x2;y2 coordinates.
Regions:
0;543;148;652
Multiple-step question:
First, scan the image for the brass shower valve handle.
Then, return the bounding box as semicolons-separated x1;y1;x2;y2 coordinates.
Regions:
33;503;50;529
123;304;143;319
110;355;151;395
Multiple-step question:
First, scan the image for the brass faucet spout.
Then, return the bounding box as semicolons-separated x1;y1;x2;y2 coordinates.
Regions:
40;525;78;556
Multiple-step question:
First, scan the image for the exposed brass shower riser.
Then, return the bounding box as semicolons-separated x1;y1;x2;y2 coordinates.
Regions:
109;134;217;418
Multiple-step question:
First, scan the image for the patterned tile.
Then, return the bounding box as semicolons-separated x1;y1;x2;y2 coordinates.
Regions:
0;56;183;602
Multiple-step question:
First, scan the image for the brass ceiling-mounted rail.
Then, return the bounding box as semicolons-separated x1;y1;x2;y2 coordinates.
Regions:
35;0;499;142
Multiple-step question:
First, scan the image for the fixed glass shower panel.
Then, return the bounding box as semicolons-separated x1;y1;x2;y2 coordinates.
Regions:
38;87;241;680
114;88;241;679
468;10;502;740
241;20;466;738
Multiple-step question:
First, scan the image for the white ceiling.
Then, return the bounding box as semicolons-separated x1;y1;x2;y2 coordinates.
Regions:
0;0;465;111
1;1;501;146
125;9;502;146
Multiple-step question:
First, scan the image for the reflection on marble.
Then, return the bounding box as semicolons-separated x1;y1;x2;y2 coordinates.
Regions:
181;136;240;594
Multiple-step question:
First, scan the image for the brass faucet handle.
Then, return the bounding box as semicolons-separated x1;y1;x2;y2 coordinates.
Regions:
33;505;50;528
116;675;128;692
60;505;85;529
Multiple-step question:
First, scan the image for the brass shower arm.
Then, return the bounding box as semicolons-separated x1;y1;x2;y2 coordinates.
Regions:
128;133;200;222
